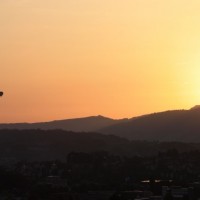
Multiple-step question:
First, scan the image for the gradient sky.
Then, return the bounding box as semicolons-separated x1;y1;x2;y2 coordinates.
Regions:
1;0;200;122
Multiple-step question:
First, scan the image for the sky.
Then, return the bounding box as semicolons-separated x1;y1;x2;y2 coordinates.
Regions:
1;0;200;123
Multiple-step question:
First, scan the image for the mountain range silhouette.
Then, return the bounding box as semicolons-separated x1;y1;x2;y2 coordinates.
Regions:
1;106;200;142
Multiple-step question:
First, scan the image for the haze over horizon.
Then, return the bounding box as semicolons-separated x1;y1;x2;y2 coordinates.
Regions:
1;0;200;123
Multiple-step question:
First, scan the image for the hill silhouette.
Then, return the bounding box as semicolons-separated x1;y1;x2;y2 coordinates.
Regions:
0;115;127;132
2;107;200;142
99;107;200;142
0;129;200;161
190;105;200;110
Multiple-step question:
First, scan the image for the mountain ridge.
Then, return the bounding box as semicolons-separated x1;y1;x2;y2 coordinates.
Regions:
0;115;128;132
1;106;200;142
99;108;200;142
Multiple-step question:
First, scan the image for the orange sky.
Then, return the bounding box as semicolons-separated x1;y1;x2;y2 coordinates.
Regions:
1;0;200;122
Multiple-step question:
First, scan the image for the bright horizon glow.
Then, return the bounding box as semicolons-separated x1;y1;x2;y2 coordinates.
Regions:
1;0;200;123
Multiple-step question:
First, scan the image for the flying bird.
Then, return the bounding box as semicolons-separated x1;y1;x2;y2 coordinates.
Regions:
0;91;3;97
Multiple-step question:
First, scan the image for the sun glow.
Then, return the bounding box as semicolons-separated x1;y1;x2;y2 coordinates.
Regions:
175;52;200;107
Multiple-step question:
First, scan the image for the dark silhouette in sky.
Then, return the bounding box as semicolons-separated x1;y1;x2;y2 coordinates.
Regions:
0;91;3;97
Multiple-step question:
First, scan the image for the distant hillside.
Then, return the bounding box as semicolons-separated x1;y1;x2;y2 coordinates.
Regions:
0;115;127;132
190;105;200;110
99;108;200;142
0;129;200;162
0;129;128;161
2;107;200;142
